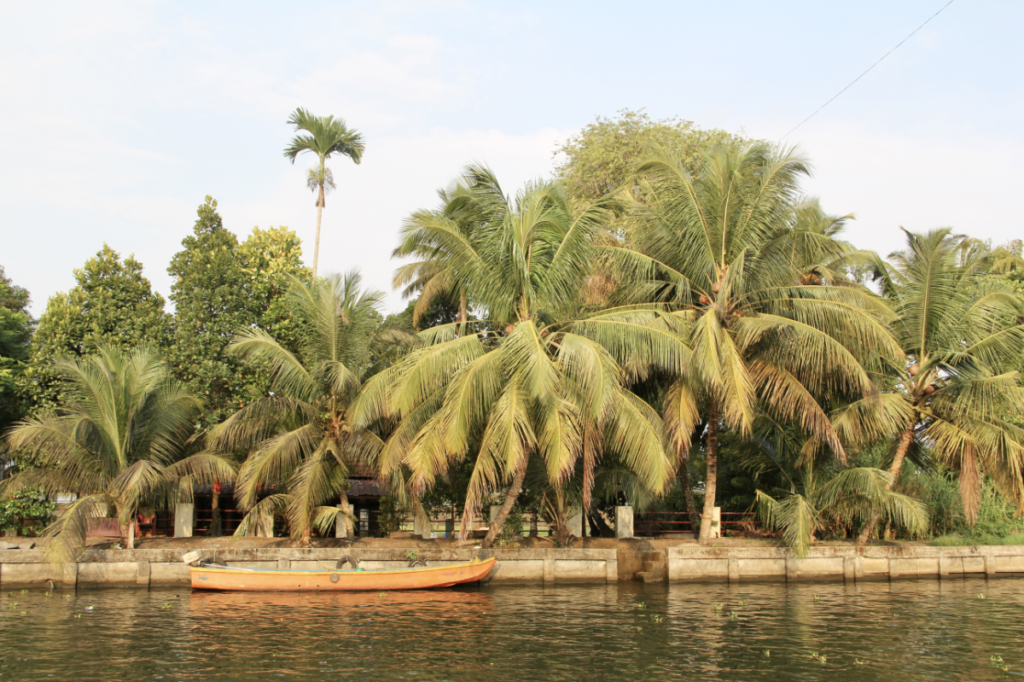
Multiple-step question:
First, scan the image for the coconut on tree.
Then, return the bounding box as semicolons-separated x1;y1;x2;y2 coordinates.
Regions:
284;107;365;278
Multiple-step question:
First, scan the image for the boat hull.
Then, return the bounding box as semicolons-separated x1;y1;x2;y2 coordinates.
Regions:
190;557;496;592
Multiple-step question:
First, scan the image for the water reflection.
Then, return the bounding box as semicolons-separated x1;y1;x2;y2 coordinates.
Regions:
1;579;1022;681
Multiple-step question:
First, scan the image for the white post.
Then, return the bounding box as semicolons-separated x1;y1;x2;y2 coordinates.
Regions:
615;506;634;539
174;503;194;538
414;513;431;538
566;510;583;538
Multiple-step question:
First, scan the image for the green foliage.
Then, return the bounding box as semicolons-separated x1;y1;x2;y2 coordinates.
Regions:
22;245;169;409
0;487;56;534
377;495;409;535
0;266;32;439
237;225;312;353
554;109;746;224
919;470;1024;541
167;201;313;428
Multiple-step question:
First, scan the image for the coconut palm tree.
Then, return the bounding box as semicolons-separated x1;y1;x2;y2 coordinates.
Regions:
833;228;1024;543
284;107;365;278
392;180;481;329
613;143;902;543
212;272;409;543
355;165;680;547
3;346;233;563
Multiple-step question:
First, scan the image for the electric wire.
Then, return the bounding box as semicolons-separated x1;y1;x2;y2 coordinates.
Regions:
780;0;956;141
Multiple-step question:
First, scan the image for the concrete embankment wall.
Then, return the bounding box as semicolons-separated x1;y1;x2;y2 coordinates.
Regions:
668;545;1024;582
4;544;1024;587
0;547;618;587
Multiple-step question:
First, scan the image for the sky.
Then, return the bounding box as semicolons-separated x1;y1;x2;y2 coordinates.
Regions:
3;0;1022;315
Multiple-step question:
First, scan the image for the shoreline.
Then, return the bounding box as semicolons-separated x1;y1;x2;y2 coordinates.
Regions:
2;538;1023;587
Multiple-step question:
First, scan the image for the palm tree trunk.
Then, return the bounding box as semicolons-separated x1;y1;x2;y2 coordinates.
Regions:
339;488;354;539
312;183;325;279
698;401;720;545
210;487;221;537
857;426;915;545
458;289;468;335
678;455;701;536
120;519;135;550
482;464;527;548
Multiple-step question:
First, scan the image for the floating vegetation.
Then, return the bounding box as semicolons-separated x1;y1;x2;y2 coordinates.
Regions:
650;615;664;623
763;650;770;657
728;611;738;620
738;599;746;607
714;603;724;613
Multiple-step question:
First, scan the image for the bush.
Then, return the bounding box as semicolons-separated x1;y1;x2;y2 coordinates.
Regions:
0;488;56;535
919;470;1023;542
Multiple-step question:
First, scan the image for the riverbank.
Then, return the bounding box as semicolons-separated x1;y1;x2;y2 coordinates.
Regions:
2;536;1023;587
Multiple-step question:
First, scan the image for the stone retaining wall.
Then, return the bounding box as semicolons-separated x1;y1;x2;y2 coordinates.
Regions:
668;545;1024;582
0;547;618;587
4;545;1023;587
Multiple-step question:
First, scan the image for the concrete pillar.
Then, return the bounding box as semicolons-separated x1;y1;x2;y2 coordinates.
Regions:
984;552;997;577
277;559;290;569
938;555;951;579
335;503;353;539
728;558;740;582
414;513;431;538
615;506;634;539
709;507;722;539
543;558;555;583
136;561;150;587
174;504;194;538
566;511;583;538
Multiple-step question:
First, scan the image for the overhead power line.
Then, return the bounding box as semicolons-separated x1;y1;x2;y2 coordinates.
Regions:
780;0;956;141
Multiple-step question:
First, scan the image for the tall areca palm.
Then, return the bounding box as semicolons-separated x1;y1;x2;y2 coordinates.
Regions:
3;346;232;563
615;143;902;543
355;165;679;546
212;272;407;542
834;228;1024;543
284;107;365;278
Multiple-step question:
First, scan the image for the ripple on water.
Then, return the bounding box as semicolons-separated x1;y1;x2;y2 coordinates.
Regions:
1;578;1023;681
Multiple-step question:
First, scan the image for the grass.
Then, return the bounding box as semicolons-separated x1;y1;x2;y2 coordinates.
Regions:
931;533;1024;546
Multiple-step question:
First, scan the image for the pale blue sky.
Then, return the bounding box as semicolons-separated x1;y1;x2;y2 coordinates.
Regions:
3;1;1022;314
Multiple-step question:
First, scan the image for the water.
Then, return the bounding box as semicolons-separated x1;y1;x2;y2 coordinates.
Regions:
1;579;1022;681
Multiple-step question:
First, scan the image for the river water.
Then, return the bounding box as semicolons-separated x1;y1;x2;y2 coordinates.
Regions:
1;578;1022;681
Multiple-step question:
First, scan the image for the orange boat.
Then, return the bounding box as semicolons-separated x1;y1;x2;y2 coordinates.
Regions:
189;557;497;592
